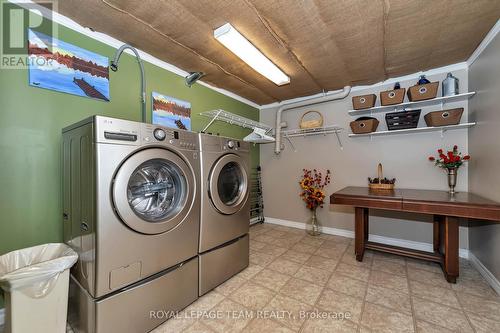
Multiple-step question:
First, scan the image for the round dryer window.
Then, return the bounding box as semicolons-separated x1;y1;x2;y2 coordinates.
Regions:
113;148;194;234
218;161;243;205
209;154;249;215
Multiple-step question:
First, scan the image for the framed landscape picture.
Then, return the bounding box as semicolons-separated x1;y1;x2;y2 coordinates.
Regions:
28;29;110;101
152;92;191;130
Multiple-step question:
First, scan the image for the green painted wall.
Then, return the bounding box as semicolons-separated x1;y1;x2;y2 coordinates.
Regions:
0;9;259;306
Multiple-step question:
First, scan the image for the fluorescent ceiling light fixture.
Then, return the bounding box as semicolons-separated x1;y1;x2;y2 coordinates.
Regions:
214;23;290;86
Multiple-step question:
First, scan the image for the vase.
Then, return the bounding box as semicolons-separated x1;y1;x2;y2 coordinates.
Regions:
306;207;321;236
447;168;458;194
418;75;430;85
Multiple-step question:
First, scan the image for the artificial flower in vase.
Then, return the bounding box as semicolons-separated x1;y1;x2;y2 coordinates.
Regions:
428;145;470;194
299;169;331;236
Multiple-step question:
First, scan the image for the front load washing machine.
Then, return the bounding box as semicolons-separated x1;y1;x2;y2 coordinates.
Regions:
62;116;200;332
198;133;250;296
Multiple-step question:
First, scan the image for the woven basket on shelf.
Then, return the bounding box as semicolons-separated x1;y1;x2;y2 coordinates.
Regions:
369;163;395;191
407;82;439;101
299;110;324;129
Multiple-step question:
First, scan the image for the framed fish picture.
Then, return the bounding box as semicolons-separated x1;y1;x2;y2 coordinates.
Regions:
152;92;191;130
28;29;110;101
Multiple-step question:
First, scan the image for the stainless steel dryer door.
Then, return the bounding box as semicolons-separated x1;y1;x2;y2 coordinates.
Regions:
113;148;194;234
208;154;249;215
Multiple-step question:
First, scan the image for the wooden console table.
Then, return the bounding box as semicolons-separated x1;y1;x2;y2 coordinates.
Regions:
330;187;500;283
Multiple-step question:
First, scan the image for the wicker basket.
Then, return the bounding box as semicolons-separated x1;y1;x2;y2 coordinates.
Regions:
352;94;376;110
407;82;439;102
368;164;395;191
424;108;463;127
299;110;324;129
380;88;406;106
350;117;379;134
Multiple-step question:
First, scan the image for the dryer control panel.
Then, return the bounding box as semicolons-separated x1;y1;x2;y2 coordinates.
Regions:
222;138;249;152
199;132;249;152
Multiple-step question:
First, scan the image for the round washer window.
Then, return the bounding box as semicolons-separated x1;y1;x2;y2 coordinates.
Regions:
217;161;243;206
127;158;186;222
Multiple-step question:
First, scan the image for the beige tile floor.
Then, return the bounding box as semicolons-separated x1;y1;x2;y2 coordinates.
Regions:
64;222;500;333
151;223;500;332
165;222;500;332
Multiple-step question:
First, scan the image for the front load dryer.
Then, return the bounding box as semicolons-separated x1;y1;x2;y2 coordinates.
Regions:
198;133;250;295
62;116;200;332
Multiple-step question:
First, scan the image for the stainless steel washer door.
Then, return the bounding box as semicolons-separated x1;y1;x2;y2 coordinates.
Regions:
208;154;248;215
113;148;194;234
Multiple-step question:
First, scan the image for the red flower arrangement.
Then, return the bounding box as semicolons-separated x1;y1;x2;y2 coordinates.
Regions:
428;145;470;169
299;169;331;210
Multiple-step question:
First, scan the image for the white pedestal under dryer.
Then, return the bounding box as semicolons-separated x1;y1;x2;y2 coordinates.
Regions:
62;116;200;332
198;133;250;296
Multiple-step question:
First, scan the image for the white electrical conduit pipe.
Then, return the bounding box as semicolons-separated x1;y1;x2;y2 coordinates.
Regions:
274;86;351;154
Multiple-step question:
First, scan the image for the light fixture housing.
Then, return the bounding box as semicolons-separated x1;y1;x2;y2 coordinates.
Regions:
185;71;205;87
214;23;290;86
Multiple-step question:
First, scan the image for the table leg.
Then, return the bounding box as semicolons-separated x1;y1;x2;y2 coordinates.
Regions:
433;215;444;253
443;216;459;283
364;209;369;243
355;207;368;261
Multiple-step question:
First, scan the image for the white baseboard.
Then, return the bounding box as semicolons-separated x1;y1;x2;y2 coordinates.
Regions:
265;217;306;230
264;217;469;259
0;307;4;327
469;252;500;296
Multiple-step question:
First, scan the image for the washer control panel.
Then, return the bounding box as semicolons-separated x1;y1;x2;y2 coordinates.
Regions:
142;124;198;150
153;128;166;141
96;116;142;145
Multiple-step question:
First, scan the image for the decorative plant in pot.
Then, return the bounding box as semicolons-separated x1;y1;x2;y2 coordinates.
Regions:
428;145;470;194
299;169;331;236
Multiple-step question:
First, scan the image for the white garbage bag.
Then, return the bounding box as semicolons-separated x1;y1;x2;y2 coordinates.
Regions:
0;243;78;298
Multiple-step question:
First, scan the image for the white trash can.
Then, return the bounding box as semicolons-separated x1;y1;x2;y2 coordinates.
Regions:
0;243;78;333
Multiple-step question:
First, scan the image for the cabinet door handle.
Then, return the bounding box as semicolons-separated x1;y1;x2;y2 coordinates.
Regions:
81;222;89;231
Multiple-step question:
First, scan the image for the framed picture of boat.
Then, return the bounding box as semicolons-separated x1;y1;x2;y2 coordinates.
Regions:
152;92;191;130
28;29;110;101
